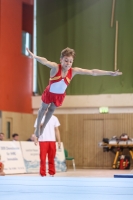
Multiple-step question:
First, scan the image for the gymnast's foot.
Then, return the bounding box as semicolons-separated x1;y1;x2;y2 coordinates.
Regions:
34;128;40;138
40;125;46;136
34;137;38;146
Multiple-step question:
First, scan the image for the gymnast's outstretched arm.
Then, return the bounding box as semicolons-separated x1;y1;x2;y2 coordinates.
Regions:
72;67;122;77
26;48;58;71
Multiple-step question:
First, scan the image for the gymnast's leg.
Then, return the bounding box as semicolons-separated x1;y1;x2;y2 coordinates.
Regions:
41;103;57;134
34;101;49;138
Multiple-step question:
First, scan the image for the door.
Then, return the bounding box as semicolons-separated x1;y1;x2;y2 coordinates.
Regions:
83;119;104;168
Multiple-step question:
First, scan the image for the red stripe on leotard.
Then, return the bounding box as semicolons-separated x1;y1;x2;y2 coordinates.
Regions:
49;64;72;85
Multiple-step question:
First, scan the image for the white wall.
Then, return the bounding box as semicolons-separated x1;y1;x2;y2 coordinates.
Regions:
32;94;133;114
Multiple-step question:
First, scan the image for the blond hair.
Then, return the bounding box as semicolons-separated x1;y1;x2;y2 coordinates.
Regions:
60;47;75;59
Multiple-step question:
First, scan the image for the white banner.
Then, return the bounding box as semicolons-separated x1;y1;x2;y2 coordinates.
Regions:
20;142;67;173
54;142;67;172
0;141;26;174
20;141;40;173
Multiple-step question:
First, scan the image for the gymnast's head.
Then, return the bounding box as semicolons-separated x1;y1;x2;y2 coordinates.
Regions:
60;47;75;59
60;47;75;70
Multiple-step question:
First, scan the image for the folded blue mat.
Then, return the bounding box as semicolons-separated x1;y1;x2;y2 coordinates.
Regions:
114;174;133;178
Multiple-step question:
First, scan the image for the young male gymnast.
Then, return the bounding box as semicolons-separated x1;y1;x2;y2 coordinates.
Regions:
27;47;122;139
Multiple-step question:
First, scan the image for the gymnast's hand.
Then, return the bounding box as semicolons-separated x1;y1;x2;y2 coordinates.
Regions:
26;48;35;58
110;69;122;76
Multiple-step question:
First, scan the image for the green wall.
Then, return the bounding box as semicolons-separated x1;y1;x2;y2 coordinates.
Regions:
37;0;133;95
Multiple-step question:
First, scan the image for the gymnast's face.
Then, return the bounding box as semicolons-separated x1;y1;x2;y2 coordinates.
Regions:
60;56;74;71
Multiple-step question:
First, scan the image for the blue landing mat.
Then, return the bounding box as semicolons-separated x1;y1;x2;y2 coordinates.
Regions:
0;176;133;200
114;174;133;178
